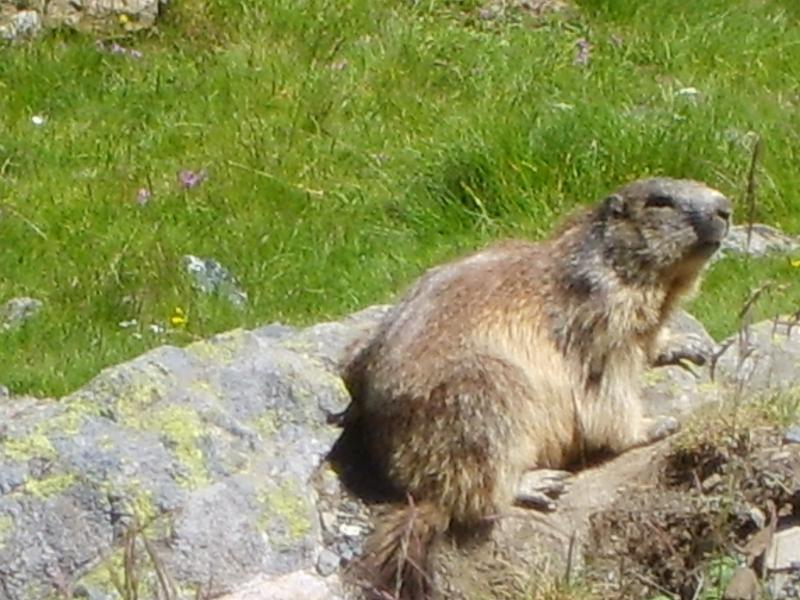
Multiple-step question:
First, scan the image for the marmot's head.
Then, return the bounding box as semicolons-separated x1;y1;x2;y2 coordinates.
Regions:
596;177;731;284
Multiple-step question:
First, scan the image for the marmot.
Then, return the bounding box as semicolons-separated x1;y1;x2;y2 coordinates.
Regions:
341;177;731;599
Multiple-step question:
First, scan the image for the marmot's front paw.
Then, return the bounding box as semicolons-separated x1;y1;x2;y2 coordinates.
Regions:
513;469;571;512
653;333;713;370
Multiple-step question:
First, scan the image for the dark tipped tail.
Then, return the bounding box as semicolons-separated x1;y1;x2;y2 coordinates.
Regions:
359;498;447;600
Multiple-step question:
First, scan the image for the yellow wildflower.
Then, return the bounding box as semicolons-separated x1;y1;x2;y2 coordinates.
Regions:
170;307;188;327
791;259;800;268
118;14;129;24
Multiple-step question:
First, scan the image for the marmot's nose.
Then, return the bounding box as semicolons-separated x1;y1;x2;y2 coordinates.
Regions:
714;196;732;223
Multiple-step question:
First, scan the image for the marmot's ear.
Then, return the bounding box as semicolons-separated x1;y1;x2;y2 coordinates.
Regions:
602;194;626;218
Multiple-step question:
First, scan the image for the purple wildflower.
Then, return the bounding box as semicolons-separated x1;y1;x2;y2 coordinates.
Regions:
95;39;143;59
178;169;208;190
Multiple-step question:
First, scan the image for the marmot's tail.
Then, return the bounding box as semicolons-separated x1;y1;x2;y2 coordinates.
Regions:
361;499;447;600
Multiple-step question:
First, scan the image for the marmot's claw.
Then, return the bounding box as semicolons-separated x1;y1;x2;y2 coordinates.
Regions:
514;469;571;512
653;333;712;370
514;492;556;512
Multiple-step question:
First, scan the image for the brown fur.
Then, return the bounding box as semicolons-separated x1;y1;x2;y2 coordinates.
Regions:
342;178;732;599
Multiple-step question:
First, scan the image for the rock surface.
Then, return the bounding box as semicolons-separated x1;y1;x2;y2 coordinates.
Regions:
1;305;800;599
0;8;40;40
721;223;800;258
767;527;800;598
1;296;43;330
712;317;800;395
1;0;160;40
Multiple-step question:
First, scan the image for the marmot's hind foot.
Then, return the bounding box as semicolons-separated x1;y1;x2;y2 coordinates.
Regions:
514;469;571;512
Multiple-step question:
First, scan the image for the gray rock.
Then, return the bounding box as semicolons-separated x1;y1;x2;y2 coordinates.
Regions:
723;566;759;600
0;9;41;40
766;527;800;598
1;296;43;330
478;0;572;21
713;319;800;395
721;224;800;258
0;385;9;399
1;0;161;36
182;254;248;308
785;425;800;445
0;304;786;600
0;326;348;598
216;571;344;600
44;0;159;31
316;548;340;576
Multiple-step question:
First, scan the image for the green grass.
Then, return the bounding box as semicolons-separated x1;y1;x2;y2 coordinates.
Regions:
2;0;800;396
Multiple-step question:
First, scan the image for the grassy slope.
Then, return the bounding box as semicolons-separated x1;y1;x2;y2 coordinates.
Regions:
1;0;800;396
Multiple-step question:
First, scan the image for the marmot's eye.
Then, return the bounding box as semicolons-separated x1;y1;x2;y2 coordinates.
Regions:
645;194;674;209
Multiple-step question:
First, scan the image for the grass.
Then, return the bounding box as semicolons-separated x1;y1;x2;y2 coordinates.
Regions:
2;0;800;396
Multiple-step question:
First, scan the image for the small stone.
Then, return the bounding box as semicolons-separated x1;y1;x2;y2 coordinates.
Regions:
702;473;723;492
783;425;800;445
182;255;248;308
320;511;337;534
0;385;9;399
676;86;701;98
316;548;340;576
1;297;43;330
339;523;363;538
722;566;758;600
0;10;42;41
770;450;791;462
748;506;766;529
334;541;356;561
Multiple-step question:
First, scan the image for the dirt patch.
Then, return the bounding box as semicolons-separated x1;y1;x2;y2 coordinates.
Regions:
585;409;800;599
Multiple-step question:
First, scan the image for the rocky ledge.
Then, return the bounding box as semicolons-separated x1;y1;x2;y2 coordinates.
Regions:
1;304;799;599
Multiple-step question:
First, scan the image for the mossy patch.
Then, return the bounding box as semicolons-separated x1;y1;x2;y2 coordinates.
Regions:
112;375;169;423
258;480;313;545
158;411;209;487
186;329;248;365
1;394;103;462
126;405;210;488
98;369;209;488
3;431;56;461
252;411;279;437
0;514;14;549
23;473;76;498
129;487;158;525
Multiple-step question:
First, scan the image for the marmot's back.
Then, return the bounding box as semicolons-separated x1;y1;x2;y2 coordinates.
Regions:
364;239;552;374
